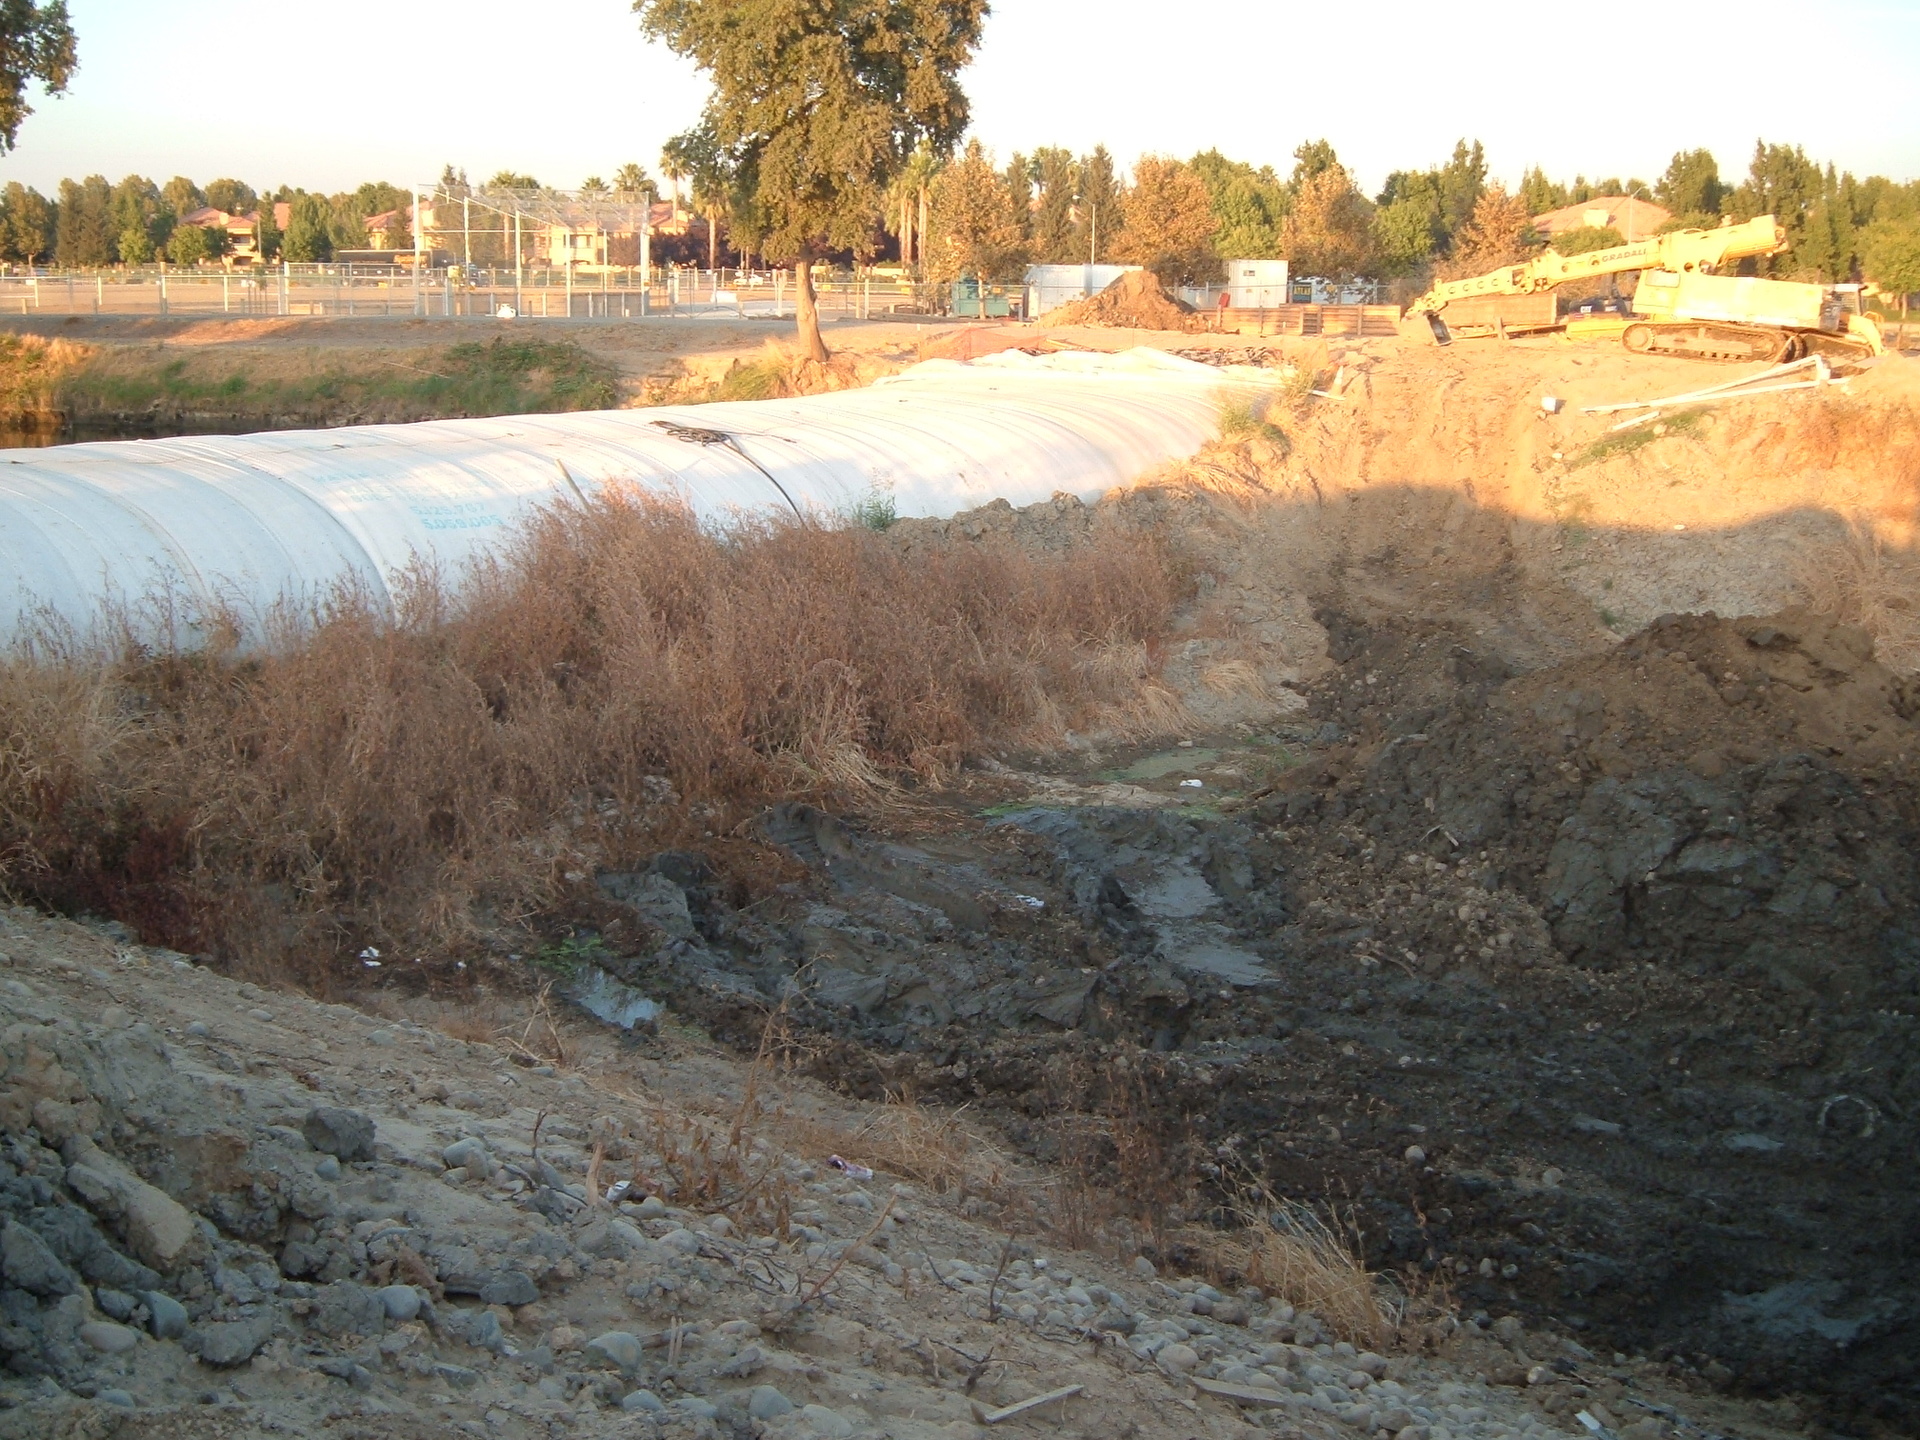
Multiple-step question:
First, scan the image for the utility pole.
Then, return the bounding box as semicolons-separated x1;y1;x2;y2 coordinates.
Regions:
412;186;424;317
514;207;523;316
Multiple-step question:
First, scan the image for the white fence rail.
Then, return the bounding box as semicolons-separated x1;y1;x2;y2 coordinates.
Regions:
0;266;934;322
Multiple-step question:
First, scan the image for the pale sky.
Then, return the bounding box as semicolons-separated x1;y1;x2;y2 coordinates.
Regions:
2;0;1916;200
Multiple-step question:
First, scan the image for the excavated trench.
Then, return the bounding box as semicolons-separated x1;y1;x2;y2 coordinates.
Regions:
573;602;1918;1432
552;347;1920;1435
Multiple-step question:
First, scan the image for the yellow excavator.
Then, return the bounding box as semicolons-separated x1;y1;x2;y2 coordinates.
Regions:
1401;214;1884;362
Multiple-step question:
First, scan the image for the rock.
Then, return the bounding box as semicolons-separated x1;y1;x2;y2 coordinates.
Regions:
659;1227;702;1255
635;1195;667;1219
800;1404;855;1438
2;1218;79;1295
1158;1343;1201;1373
718;1344;766;1377
145;1291;188;1339
1212;1297;1252;1326
191;1314;274;1367
301;1107;375;1162
98;1389;135;1408
622;1390;665;1413
1356;1352;1390;1378
314;1156;342;1182
79;1320;140;1354
1405;1146;1427;1165
750;1385;796;1419
453;1309;504;1351
674;1398;720;1421
442;1138;494;1179
479;1271;539;1307
311;1281;387;1337
1132;1256;1157;1278
96;1288;138;1320
185;1021;209;1037
377;1285;422;1322
585;1329;644;1372
247;1008;274;1023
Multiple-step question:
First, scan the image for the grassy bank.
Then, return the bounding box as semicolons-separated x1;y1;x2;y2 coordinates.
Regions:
0;492;1180;987
0;332;620;434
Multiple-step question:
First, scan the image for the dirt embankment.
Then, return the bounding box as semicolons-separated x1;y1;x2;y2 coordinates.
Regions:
0;315;941;438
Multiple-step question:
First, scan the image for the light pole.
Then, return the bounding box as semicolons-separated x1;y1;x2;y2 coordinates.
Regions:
1624;184;1651;244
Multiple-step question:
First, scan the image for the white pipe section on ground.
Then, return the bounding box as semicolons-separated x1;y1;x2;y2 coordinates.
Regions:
0;348;1262;646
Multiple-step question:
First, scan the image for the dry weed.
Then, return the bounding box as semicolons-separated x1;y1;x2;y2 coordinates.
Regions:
1796;515;1920;674
0;488;1180;985
1185;1188;1390;1350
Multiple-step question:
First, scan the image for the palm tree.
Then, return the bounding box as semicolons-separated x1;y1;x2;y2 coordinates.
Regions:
612;163;652;199
899;143;945;276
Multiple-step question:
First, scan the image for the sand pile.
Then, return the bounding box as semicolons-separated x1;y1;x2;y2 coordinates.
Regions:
1037;269;1205;332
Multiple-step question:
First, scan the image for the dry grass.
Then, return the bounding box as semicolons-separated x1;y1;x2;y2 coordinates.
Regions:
1796;515;1920;674
1191;1193;1391;1349
0;488;1182;987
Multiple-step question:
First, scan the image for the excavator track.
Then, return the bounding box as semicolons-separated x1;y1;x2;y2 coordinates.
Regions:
1621;322;1794;364
1793;330;1880;365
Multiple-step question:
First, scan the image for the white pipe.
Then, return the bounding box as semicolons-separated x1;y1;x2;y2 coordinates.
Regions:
0;349;1263;649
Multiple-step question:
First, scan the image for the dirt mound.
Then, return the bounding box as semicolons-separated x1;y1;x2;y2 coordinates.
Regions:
1037;270;1205;333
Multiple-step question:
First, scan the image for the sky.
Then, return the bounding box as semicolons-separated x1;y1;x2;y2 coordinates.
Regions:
2;0;1917;200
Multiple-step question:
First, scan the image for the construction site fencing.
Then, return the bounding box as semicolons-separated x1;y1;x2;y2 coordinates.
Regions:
0;266;938;322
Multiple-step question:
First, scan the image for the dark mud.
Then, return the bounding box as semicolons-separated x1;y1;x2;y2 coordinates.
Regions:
572;608;1919;1434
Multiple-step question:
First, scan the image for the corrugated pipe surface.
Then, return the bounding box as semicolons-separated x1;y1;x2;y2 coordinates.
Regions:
0;348;1263;645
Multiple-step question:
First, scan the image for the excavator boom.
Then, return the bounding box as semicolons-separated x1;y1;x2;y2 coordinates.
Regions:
1407;215;1787;324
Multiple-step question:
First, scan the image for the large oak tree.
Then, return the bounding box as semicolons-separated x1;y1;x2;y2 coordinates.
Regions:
637;0;986;361
0;0;74;153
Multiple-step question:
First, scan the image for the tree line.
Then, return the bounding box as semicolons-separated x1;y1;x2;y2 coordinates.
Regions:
903;138;1920;294
0;175;417;267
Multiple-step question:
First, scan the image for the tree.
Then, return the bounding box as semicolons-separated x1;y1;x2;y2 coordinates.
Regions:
161;175;202;216
0;0;75;153
1003;151;1032;247
1076;145;1121;262
165;222;209;266
1518;165;1567;215
926;138;1024;287
54;173;110;266
1282;162;1374;279
255;199;281;262
1436;139;1487;240
108;174;167;262
1372;193;1441;277
580;175;608;194
1289;139;1337;188
204;178;255;215
1112;154;1215;285
1028;147;1077;264
0;181;52;261
116;224;151;264
663;121;736;269
1862;214;1920;344
1440;185;1539;278
1550;225;1624;256
281;194;332;262
637;0;987;362
1189;149;1286;260
486;171;539;191
612;162;652;197
1656;149;1723;219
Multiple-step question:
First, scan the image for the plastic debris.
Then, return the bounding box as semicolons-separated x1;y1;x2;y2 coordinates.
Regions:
828;1155;874;1180
1179;778;1205;788
604;1179;633;1203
